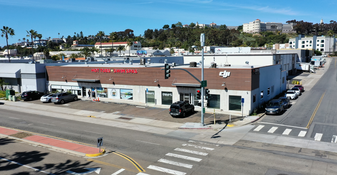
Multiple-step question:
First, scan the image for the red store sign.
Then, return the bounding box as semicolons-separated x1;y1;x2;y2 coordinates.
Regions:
91;68;138;74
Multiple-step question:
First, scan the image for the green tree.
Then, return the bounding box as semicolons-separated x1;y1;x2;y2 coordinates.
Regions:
96;31;105;56
117;45;124;56
80;47;93;59
105;48;115;57
26;29;38;59
59;53;66;60
0;78;9;91
1;26;15;62
327;30;334;37
43;48;50;59
163;24;169;30
70;53;78;59
189;22;196;28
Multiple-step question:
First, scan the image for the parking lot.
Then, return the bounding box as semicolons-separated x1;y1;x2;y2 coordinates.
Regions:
25;98;241;125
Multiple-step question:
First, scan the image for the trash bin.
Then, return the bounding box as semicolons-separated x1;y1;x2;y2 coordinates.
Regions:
5;89;15;99
8;95;12;100
12;96;16;102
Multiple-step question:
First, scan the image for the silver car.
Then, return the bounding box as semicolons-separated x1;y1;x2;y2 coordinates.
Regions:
51;92;78;104
40;94;54;103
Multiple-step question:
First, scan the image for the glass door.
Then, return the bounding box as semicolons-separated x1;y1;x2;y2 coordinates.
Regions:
180;93;191;103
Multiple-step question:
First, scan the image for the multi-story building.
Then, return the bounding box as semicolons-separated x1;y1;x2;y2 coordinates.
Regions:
288;35;336;54
243;19;295;33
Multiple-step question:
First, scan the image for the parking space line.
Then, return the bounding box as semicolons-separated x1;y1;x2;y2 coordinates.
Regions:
298;131;307;137
253;125;265;132
282;129;292;135
314;133;323;141
111;168;125;175
267;127;278;133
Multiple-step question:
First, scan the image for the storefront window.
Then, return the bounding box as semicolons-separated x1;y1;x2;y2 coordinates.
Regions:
108;88;120;99
146;91;155;103
207;94;220;109
120;89;133;100
162;92;172;105
229;95;241;111
97;88;108;98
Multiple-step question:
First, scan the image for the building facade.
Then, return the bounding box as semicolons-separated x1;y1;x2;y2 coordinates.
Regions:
243;19;295;33
288;35;336;54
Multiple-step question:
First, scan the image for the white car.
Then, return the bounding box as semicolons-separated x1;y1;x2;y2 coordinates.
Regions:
286;90;298;100
40;94;54;103
291;87;301;96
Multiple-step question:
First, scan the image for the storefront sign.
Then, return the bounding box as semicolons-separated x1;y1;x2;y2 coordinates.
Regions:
91;68;138;74
219;71;231;78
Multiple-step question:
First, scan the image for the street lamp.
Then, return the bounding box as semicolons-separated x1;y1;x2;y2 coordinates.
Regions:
200;33;205;126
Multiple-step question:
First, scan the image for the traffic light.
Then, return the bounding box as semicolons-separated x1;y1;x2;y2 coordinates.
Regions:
196;90;201;99
164;63;170;79
205;89;210;100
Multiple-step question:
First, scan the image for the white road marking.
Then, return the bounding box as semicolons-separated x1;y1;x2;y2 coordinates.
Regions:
111;168;125;175
136;140;160;145
257;122;307;129
267;127;278;133
147;165;186;175
282;129;292;135
165;153;202;162
0;157;55;175
253;125;265;131
182;144;214;151
136;173;150;175
188;140;219;146
158;159;193;169
174;148;208;156
9;117;19;120
314;133;323;141
298;131;307;137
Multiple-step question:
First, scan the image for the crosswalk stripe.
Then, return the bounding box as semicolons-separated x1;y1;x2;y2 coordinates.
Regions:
253;125;265;131
165;153;202;162
314;133;323;141
111;168;125;175
267;127;278;133
158;159;193;169
282;129;292;135
174;148;208;156
147;165;186;175
182;144;214;151
136;173;149;175
298;131;307;137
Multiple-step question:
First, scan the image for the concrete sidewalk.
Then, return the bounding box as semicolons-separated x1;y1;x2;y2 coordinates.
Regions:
0;126;105;157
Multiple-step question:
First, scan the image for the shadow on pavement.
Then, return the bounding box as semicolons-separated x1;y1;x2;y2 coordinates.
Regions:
0;138;15;146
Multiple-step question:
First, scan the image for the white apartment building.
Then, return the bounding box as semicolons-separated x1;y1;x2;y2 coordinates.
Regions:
243;19;295;33
288;35;336;54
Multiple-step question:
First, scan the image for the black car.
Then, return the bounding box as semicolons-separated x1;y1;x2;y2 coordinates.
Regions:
21;91;44;101
169;101;195;117
265;99;284;115
278;97;290;109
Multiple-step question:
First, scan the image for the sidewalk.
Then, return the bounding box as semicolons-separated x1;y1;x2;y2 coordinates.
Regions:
0;126;105;157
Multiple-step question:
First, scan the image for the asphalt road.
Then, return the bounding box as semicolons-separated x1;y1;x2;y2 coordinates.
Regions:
2;108;337;174
258;58;337;142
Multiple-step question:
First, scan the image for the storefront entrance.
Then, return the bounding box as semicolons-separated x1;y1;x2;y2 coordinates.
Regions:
180;93;191;103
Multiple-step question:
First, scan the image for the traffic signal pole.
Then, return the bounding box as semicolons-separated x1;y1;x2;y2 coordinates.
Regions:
200;33;205;126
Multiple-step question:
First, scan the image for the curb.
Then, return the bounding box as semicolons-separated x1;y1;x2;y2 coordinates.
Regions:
86;149;106;157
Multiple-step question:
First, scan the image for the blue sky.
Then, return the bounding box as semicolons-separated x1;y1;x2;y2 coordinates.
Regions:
1;0;335;47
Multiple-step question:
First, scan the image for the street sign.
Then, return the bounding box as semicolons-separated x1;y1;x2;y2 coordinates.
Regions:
201;80;207;87
146;88;148;93
241;98;244;103
97;137;103;147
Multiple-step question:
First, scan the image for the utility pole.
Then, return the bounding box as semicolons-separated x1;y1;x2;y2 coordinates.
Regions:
200;33;205;126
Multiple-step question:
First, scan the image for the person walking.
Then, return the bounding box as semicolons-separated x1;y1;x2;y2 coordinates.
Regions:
88;90;91;98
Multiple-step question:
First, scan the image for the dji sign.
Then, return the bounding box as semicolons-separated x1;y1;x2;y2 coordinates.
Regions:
219;71;231;78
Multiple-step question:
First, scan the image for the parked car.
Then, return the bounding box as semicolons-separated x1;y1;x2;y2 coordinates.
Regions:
265;99;284;115
51;92;78;104
40;94;54;103
286;90;298;100
21;91;44;101
291;87;302;96
169;101;194;117
279;97;290;109
294;85;304;92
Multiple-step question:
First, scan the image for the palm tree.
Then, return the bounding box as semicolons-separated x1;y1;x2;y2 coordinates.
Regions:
70;53;78;59
127;40;133;56
37;33;42;48
59;53;66;60
117;45;124;56
96;31;105;56
26;29;38;60
105;48;115;57
80;47;93;60
1;26;15;62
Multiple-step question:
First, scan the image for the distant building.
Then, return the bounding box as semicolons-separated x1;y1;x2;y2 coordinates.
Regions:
243;19;295;33
0;49;17;57
71;40;94;50
33;40;47;48
50;38;64;44
288;35;336;54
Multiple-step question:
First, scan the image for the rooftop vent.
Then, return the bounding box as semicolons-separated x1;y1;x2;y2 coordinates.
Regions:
190;62;197;67
140;58;145;65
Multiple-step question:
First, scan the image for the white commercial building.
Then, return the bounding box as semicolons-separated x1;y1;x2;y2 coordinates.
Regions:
288;35;336;54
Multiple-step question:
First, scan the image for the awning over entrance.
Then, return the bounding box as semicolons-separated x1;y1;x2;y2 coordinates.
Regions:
172;83;201;87
72;78;100;83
